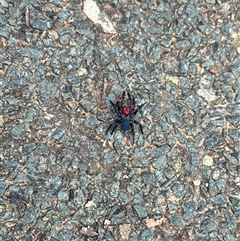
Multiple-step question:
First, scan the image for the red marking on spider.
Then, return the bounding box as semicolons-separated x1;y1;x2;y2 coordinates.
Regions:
121;106;131;116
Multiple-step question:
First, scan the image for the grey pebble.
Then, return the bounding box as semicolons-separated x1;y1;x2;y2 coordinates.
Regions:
169;214;185;227
133;204;148;218
175;40;191;50
0;25;11;38
31;19;52;30
119;192;130;205
0;181;8;197
152;156;167;170
111;210;126;225
21;46;44;59
117;58;131;74
139;228;155;241
23;143;36;154
201;219;217;232
58;10;71;21
22;207;35;223
172;183;186;197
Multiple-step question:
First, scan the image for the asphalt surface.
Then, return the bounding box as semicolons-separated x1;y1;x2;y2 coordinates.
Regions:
0;0;240;240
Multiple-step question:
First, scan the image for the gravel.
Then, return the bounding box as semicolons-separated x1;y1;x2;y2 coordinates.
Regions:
0;0;239;240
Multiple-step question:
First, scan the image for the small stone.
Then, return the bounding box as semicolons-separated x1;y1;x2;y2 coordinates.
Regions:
139;228;155;241
58;188;69;201
0;0;8;7
227;104;240;115
23;143;36;154
85;115;98;129
48;30;59;41
31;19;51;30
0;26;11;38
83;0;116;34
79;216;95;226
15;173;27;183
77;67;88;77
6;158;19;168
212;170;220;180
202;155;213;166
152;156;167;170
204;132;224;149
197;88;216;102
11;125;25;137
117;58;131;74
225;213;236;230
237;47;240;54
228;129;239;142
0;226;7;237
182;202;195;221
185;5;198;18
119;192;130;205
208;194;227;206
151;106;164;118
119;224;131;241
59;230;73;241
59;35;71;45
141;171;156;185
193;180;201;186
110;183;119;198
0;181;8;197
22;207;35;223
133;204;148;218
0;115;4;127
96;204;107;216
58;10;71;21
74;189;86;206
103;150;117;165
112;46;124;56
52;128;65;140
201;219;217;232
175;40;191;50
224;233;235;241
171;183;185;197
111;211;126;225
80;97;97;112
169;214;185;227
184;95;199;109
220;23;232;36
167;109;181;126
232;67;240;77
21;46;44;59
229;197;240;208
165;74;179;85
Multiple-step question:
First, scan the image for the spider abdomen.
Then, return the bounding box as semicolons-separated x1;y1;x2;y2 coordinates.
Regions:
121;116;130;131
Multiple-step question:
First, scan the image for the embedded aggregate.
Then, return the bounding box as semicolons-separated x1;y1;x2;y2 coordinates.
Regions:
0;0;239;240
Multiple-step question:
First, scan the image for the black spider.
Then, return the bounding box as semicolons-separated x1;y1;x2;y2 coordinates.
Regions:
106;91;145;143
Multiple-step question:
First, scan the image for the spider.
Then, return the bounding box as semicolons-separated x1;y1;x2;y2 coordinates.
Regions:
106;91;145;143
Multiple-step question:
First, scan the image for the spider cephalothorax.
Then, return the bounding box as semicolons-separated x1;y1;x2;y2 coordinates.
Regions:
106;91;145;143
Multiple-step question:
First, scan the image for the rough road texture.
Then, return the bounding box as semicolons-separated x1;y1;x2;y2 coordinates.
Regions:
0;0;239;240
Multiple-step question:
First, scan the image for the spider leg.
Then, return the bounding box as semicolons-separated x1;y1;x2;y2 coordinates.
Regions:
110;100;121;116
132;96;136;112
121;91;125;107
105;118;121;135
127;91;131;103
111;120;121;135
130;122;135;143
127;92;135;111
116;101;121;112
131;103;146;118
132;119;143;134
